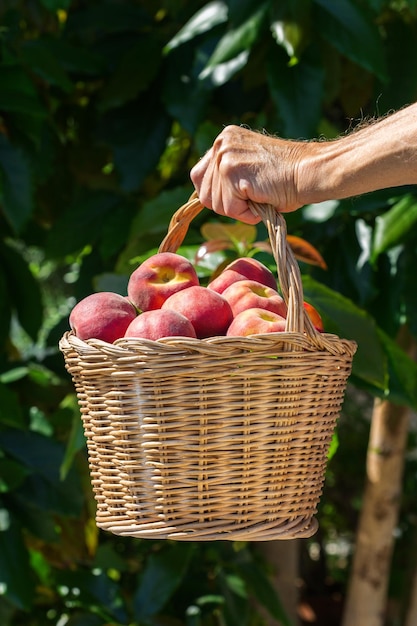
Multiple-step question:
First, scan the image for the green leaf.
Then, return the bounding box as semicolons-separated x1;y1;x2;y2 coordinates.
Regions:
123;186;192;262
45;190;119;258
0;383;25;429
270;0;312;61
98;100;171;192
239;561;292;626
164;1;228;53
0;268;12;347
267;45;324;137
94;543;129;573
328;431;339;461
0;241;43;341
202;2;269;69
0;519;35;610
302;275;386;389
66;3;152;37
219;570;250;626
314;0;387;81
20;40;74;93
39;0;71;10
376;327;417;408
41;39;105;75
162;44;210;133
60;404;86;480
0;135;34;233
0;459;30;493
134;543;195;620
401;247;417;339
99;37;161;111
0;430;83;518
0;64;46;117
371;194;417;263
201;221;257;247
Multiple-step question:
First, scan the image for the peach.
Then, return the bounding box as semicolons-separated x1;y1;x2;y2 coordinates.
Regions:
304;301;324;332
226;308;287;337
208;257;277;293
124;309;196;340
69;291;137;343
222;279;287;318
127;252;199;312
162;285;233;338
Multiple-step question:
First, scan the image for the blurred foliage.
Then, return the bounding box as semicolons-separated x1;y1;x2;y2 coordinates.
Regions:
1;0;417;624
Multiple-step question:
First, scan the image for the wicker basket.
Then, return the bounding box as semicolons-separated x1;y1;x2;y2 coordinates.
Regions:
59;194;357;541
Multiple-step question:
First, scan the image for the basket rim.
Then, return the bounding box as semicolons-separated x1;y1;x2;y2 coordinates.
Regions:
59;329;357;359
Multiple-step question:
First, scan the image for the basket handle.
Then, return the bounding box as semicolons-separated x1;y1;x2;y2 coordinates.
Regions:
158;191;317;336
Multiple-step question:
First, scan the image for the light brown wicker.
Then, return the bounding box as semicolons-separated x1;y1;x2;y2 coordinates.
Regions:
59;194;357;541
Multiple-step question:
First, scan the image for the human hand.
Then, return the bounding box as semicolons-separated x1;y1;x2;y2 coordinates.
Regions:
190;125;307;224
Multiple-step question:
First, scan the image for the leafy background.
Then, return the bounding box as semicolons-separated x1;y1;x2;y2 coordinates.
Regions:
1;0;417;625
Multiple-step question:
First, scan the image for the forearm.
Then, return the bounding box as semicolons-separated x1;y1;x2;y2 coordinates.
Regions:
298;103;417;206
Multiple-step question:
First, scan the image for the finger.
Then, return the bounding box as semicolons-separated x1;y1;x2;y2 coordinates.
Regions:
190;149;212;193
197;159;219;212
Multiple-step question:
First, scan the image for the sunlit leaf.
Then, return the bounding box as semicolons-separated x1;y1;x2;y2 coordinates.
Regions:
371;194;417;263
164;1;228;53
201;221;257;245
287;235;327;268
270;20;305;60
199;51;249;86
269;0;312;60
202;2;268;69
327;431;339;461
195;239;234;263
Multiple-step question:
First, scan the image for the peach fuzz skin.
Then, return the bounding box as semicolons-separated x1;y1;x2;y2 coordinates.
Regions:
226;308;287;337
124;309;197;341
69;292;137;343
127;252;199;312
208;257;277;293
222;279;287;318
162;285;233;339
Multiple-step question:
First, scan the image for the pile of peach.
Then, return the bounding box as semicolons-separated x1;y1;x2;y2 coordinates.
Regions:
69;252;323;343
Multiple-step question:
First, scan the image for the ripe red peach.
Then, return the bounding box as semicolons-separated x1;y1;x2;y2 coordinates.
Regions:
222;279;287;318
162;285;233;338
208;257;277;293
124;309;197;340
69;292;137;343
127;252;199;312
226;308;287;337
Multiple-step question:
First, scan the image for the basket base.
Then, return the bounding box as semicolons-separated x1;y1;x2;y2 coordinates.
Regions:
97;515;319;542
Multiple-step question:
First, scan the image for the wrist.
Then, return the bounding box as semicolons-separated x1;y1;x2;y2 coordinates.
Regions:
295;109;417;207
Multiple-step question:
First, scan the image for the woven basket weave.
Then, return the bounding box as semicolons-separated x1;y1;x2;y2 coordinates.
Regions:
59;194;357;541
